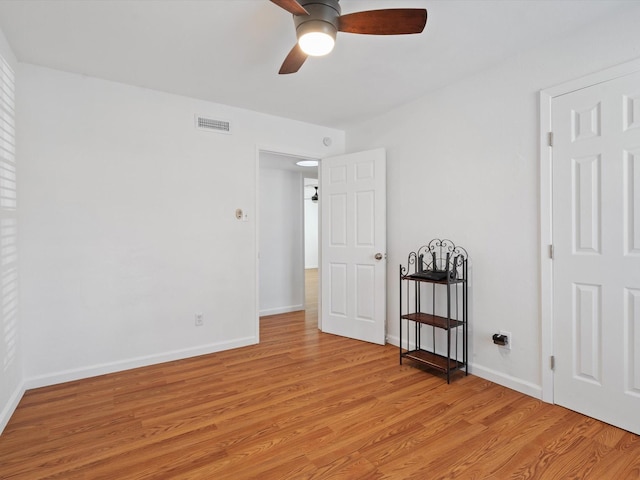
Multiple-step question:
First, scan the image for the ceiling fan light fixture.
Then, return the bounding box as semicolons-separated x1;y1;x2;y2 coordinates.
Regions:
273;0;428;74
299;31;335;56
297;20;336;56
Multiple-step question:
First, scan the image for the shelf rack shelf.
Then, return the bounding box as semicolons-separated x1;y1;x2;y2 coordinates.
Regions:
399;239;468;383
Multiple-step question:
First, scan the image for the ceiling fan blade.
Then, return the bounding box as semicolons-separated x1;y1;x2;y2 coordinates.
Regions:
270;0;309;16
338;9;427;35
279;43;308;74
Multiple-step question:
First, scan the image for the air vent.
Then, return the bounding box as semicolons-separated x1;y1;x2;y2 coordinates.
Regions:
195;115;232;134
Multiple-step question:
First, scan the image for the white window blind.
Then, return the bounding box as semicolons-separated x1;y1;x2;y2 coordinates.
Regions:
0;52;17;371
0;55;15;210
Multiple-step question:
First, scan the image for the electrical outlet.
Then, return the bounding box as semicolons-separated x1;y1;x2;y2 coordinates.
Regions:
499;330;512;350
195;313;204;327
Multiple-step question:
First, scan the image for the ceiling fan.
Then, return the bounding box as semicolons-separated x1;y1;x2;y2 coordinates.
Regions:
270;0;428;74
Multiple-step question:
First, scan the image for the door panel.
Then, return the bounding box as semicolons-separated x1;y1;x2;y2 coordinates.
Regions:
321;148;386;345
573;282;601;384
552;70;640;434
625;148;640;254
625;287;640;395
329;263;347;316
572;155;601;253
329;193;347;245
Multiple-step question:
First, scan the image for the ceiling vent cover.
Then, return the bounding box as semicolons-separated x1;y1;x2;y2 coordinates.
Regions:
195;115;232;134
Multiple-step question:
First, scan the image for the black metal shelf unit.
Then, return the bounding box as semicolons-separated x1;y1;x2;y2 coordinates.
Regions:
399;239;468;383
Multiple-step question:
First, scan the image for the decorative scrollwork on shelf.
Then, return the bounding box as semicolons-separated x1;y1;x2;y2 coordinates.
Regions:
402;238;468;280
401;251;417;276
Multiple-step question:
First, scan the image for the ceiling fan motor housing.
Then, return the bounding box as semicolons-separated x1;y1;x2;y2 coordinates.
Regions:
294;0;341;45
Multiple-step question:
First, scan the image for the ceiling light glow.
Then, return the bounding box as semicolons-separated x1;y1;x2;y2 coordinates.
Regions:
296;160;319;167
299;31;335;56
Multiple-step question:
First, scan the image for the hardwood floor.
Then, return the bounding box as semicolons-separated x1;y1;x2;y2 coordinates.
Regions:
1;281;639;478
305;267;318;318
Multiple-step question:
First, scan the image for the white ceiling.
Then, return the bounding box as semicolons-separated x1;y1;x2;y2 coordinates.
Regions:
0;0;635;128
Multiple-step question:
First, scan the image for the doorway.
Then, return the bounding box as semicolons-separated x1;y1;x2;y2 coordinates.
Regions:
258;151;319;319
303;178;319;319
257;147;387;345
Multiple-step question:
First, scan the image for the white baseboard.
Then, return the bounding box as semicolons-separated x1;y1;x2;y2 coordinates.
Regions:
386;334;406;349
468;363;542;399
259;304;304;316
0;382;26;435
387;334;542;400
23;336;257;391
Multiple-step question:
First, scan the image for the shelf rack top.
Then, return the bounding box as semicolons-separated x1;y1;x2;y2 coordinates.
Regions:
401;238;468;281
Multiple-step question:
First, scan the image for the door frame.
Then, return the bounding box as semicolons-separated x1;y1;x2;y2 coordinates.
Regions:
539;57;640;403
255;145;323;342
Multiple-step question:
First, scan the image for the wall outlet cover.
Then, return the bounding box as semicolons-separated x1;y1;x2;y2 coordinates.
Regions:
499;330;512;350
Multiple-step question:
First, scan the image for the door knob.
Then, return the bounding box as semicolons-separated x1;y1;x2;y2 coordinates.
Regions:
375;253;383;260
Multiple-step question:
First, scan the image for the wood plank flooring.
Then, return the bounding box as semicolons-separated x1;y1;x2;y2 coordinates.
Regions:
1;274;639;478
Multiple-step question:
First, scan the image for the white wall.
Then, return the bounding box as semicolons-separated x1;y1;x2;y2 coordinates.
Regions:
304;178;318;269
258;166;304;315
17;64;345;387
0;26;21;434
345;5;640;398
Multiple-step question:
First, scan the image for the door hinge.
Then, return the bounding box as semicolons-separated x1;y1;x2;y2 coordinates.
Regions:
548;132;554;147
550;355;555;370
549;244;554;259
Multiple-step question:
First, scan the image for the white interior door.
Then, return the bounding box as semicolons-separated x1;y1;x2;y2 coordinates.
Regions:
320;148;386;345
552;70;640;434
